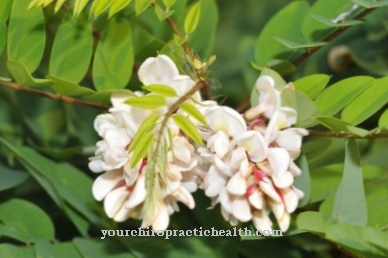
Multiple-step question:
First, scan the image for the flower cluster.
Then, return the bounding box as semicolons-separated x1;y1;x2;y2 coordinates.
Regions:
89;54;308;232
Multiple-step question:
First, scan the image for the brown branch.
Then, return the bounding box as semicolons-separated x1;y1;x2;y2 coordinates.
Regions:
292;7;376;66
0;80;111;110
307;130;388;139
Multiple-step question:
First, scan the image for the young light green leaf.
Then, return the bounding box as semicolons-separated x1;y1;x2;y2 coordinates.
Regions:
93;17;134;91
341;76;388;125
49;12;92;83
54;0;67;12
135;0;152;15
347;126;371;137
255;1;309;66
294;74;330;100
130;132;154;168
173;114;203;145
378;109;388;128
91;0;113;18
163;0;176;8
154;5;174;21
274;37;327;49
108;0;133;18
7;60;53;87
74;0;90;16
297;211;336;235
46;75;95;97
128;113;160;153
184;2;201;34
143;84;177;97
8;0;46;73
180;102;207;125
125;95;166;109
314;76;374;116
314;116;351;132
333;139;367;226
0;0;11;56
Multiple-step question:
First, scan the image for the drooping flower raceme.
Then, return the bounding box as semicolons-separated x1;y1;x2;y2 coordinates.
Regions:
89;54;308;233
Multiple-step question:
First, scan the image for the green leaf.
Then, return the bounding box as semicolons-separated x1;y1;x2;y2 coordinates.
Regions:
310;14;363;27
326;224;385;257
154;4;174;21
296;211;336;235
310;163;343;203
6;61;53;87
302;0;355;41
294;155;310;207
7;0;46;73
274;37;327;49
184;2;201;34
314;76;374;116
294;74;330;100
188;0;218;59
0;199;55;240
365;227;388;252
0;0;12;56
46;75;95;97
143;84;178;97
352;0;388;8
0;165;29;191
303;137;345;170
173;114;203;145
347;126;371;137
163;0;176;8
83;89;132;104
74;238;135;258
180;102;208;125
0;244;35;258
74;0;90;16
91;0;113;18
93;17;134;91
378;109;388;128
265;59;295;75
130;132;154;168
314;116;351;132
0;223;28;242
341;76;388;125
135;0;152;15
108;0;133;18
333;139;367;226
128;114;160;154
125;95;166;109
49;12;92;83
295;91;320;128
255;1;309;66
55;243;83;258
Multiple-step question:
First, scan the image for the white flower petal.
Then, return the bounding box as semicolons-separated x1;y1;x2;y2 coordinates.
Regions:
88;159;105;173
92;170;123;201
104;187;129;219
259;179;282;203
270;200;285;220
204;166;228;197
252;210;273;231
232;196;252;222
289;160;302;177
125;173;146;209
219;188;232;213
138;55;179;86
248;190;264;210
277;212;291;232
175;186;195;209
267;148;290;178
204;106;247;137
283;188;299;213
272;171;294;189
227;172;247;195
235;131;268;162
151;204;170;230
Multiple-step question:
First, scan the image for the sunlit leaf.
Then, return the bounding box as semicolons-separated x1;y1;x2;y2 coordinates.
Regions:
0;0;12;56
93;17;134;91
135;0;152;15
180;102;207;125
184;2;201;34
172;114;203;144
274;37;327;49
91;0;113;18
310;14;363;27
143;84;178;97
7;60;53;87
352;0;388;8
295;91;320;128
125;95;166;109
128;113;160;153
163;0;176;8
297;211;336;235
294;74;330;100
314;76;374;116
108;0;133;18
347;126;371;137
333;139;367;226
314;116;351;132
378;109;388;128
74;0;90;16
130;132;154;168
341;76;388;125
8;0;46;73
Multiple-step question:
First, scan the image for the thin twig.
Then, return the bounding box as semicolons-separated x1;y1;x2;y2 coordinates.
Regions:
292;7;376;66
151;2;211;100
0;80;110;110
307;130;388;139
